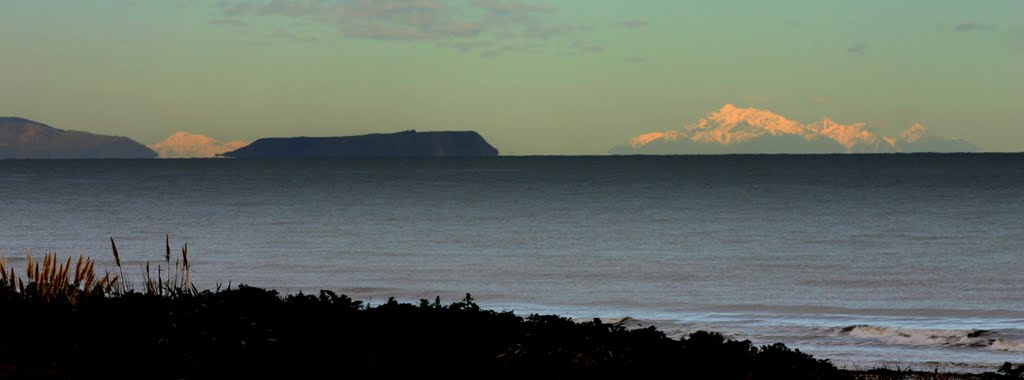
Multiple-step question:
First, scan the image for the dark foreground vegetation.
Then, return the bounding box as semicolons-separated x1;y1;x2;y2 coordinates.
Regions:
0;242;1019;380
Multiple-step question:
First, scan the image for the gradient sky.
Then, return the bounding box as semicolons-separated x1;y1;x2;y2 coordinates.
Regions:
1;1;1021;154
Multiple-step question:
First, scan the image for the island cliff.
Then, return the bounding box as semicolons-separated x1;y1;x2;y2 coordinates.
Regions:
220;130;499;158
0;117;157;159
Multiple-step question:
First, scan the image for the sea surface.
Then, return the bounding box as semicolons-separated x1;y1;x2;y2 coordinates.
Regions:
1;155;1021;372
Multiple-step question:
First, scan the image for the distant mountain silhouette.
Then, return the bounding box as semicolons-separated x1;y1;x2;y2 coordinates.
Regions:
0;117;157;159
611;104;978;154
220;130;499;158
149;131;248;158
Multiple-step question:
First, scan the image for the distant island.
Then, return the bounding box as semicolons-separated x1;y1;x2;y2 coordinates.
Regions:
149;131;248;158
219;130;499;158
0;117;157;159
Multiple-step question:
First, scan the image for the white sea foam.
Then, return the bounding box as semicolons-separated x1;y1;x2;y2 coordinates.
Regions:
831;325;1024;352
989;338;1024;353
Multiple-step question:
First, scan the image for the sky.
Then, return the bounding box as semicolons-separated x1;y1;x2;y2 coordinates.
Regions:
1;0;1021;154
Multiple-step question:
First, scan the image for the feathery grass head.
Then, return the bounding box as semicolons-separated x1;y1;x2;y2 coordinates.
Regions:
0;252;118;303
110;237;121;268
0;238;194;302
141;237;195;298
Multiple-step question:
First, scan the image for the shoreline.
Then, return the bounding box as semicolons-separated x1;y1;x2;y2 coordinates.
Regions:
0;251;1019;377
311;293;1021;375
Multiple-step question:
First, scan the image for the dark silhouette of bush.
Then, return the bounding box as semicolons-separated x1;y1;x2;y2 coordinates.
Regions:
2;245;1005;379
990;362;1024;379
0;248;845;379
0;280;851;380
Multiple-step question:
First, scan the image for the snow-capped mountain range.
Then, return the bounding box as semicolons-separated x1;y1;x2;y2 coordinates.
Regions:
612;104;977;154
148;131;248;158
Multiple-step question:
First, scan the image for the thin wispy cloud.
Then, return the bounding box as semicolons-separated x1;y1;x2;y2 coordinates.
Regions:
222;1;255;16
269;28;319;43
345;24;434;41
500;41;545;54
434;22;486;37
475;0;552;15
518;23;580;40
568;39;603;54
209;19;249;27
616;20;648;29
437;40;496;53
847;43;866;55
953;21;994;33
215;0;601;57
476;41;547;58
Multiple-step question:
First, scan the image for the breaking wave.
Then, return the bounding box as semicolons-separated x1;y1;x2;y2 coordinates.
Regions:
830;325;1024;352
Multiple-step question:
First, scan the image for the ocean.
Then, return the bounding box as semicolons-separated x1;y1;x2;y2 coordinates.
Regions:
1;155;1021;372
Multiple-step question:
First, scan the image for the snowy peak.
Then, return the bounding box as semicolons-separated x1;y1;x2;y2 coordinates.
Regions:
149;131;248;158
615;105;977;154
700;104;806;135
629;131;678;147
691;105;875;148
900;123;928;143
813;118;887;151
686;105;807;145
894;123;977;152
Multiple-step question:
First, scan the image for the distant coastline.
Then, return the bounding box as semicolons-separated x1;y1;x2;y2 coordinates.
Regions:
3;114;1016;159
0;117;156;159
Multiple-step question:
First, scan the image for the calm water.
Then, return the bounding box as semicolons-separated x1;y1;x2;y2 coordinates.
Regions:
1;155;1022;372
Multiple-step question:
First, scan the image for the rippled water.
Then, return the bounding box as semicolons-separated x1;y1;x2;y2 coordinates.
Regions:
1;155;1021;372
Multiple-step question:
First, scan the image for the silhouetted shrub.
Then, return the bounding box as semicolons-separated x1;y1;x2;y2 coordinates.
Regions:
0;282;854;379
0;250;850;379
